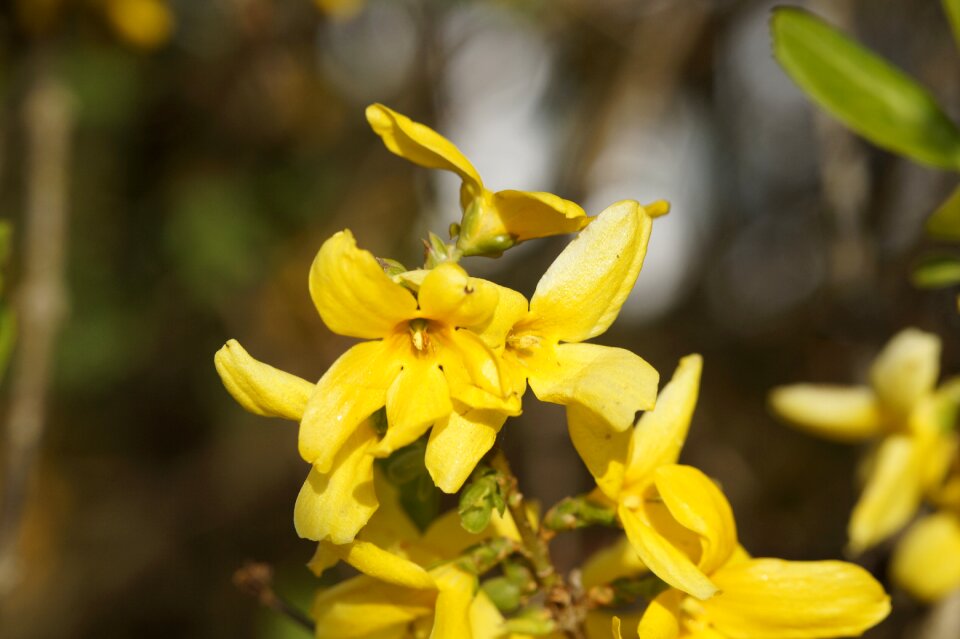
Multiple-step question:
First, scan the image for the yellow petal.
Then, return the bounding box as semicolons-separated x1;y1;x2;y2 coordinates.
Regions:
490;189;589;242
359;471;423;548
469;590;507;639
567;403;630;500
415;507;521;565
870;327;941;417
366;103;483;190
214;339;314;420
611;616;623;639
294;421;379;544
848;435;924;553
418;263;499;330
426;409;508;493
618;504;718;601
299;339;401;471
309;229;418;339
891;512;960;602
429;564;477;639
477;284;530;351
654;465;737;575
528;343;658;431
310;539;435;590
581;535;648;590
625;355;702;486
377;357;453;456
312;575;436;639
524;200;652;343
768;385;884;442
704;558;891;639
438;327;509;399
637;589;683;639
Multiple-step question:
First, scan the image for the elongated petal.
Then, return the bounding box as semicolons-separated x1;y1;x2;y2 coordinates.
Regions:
610;616;623;639
619;504;718;601
567;404;630;500
418;263;499;330
312;576;436;639
654;465;737;575
525;200;652;343
581;536;648;589
625;355;702;485
529;343;658;431
430;565;476;639
309;229;418;339
491;189;589;241
768;384;884;442
309;539;435;589
848;435;923;553
214;339;314;420
637;589;683;639
426;409;508;493
377;357;452;456
870;328;941;417
366;103;483;190
892;512;960;601
438;327;507;399
294;421;379;544
704;558;891;639
300;339;401;471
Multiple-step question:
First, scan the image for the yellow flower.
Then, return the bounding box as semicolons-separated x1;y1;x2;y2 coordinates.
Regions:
104;0;174;50
366;104;601;256
770;328;960;552
891;510;960;602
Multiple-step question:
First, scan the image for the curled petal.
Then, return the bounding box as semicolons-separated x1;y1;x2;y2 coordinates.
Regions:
768;384;884;442
892;512;960;602
490;189;589;242
870;327;941;417
418;263;499;330
312;575;436;639
214;339;314;420
309;539;435;590
426;409;508;494
377;357;453;456
309;229;418;339
567;404;630;500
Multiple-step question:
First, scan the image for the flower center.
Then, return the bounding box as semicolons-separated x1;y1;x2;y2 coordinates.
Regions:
409;318;432;353
506;331;541;355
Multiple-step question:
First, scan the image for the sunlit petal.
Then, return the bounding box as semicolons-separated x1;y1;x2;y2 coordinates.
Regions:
491;189;589;242
438;327;508;398
476;284;530;351
418;263;499;330
377;357;452;455
426;409;508;493
637;589;683;639
892;512;960;602
768;384;884;442
214;339;314;421
309;539;435;590
870;327;941;417
567;403;630;500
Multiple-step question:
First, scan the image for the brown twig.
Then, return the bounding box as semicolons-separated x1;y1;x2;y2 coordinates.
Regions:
233;562;313;632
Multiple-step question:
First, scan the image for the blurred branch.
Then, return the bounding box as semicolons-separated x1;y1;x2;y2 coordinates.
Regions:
0;70;73;598
233;562;313;632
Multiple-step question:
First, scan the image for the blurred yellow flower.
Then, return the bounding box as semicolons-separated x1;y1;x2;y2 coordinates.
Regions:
770;328;960;552
892;510;960;601
314;0;364;21
104;0;173;50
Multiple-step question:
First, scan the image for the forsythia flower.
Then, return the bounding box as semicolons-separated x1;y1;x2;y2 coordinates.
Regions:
366;103;591;256
891;510;960;601
770;328;959;552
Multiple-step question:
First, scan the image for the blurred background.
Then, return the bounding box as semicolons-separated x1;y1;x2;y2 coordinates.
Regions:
0;0;958;636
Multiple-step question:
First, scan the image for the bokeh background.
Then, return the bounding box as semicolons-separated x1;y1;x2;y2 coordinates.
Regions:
0;0;958;637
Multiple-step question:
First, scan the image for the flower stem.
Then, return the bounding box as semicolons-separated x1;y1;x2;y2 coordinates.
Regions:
233;562;313;633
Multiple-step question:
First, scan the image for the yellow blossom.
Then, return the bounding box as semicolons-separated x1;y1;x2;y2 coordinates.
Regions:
770;328;960;552
891;510;960;601
104;0;174;50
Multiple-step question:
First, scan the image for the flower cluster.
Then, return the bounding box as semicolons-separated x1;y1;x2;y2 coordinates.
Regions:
216;106;891;638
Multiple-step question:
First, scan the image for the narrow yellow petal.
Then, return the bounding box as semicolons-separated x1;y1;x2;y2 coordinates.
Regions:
311;539;435;590
618;504;718;601
214;339;314;420
704;558;891;638
892;512;960;602
654;465;737;575
299;339;401;471
567;403;630;500
490;189;589;242
625;355;702;485
528;343;658;431
870;327;941;417
848;435;924;553
525;200;652;343
768;384;884;442
312;576;436;639
294;421;378;544
429;564;477;639
426;409;508;494
366;103;483;190
377;357;453;456
418;263;499;330
637;589;683;639
309;229;418;339
581;535;648;590
611;616;623;639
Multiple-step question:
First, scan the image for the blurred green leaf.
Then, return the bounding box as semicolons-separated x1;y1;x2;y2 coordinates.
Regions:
379;439;440;531
926;184;960;240
945;0;960;51
772;7;960;170
912;254;960;288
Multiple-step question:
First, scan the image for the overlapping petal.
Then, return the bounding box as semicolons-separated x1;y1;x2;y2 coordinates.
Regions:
768;385;884;442
567;404;631;500
309;539;435;590
426;409;508;493
214;339;314;420
891;512;960;602
418;262;499;329
377;357;452;456
312;575;436;639
637;589;684;639
430;565;477;639
869;327;940;417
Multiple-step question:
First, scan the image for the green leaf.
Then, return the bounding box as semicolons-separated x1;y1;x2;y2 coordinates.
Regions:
945;0;960;51
927;184;960;241
911;254;960;288
772;7;960;170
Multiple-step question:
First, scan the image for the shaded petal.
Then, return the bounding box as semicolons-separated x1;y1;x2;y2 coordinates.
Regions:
768;384;884;442
476;284;530;351
525;200;652;343
300;339;401;471
214;339;313;420
416;508;520;565
377;357;452;456
870;327;941;417
567;403;630;500
312;575;436;639
426;409;508;493
704;558;891;639
637;589;683;639
490;189;589;241
581;535;648;590
309;229;417;339
654;465;737;575
892;512;960;602
529;343;658;431
358;471;424;549
848;435;924;553
438;327;509;399
309;539;435;589
619;504;718;601
430;565;476;639
294;421;379;544
418;263;499;330
625;355;702;485
469;591;507;639
366;103;483;189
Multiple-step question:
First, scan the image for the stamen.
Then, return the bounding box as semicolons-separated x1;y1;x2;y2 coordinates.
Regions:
409;318;430;352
